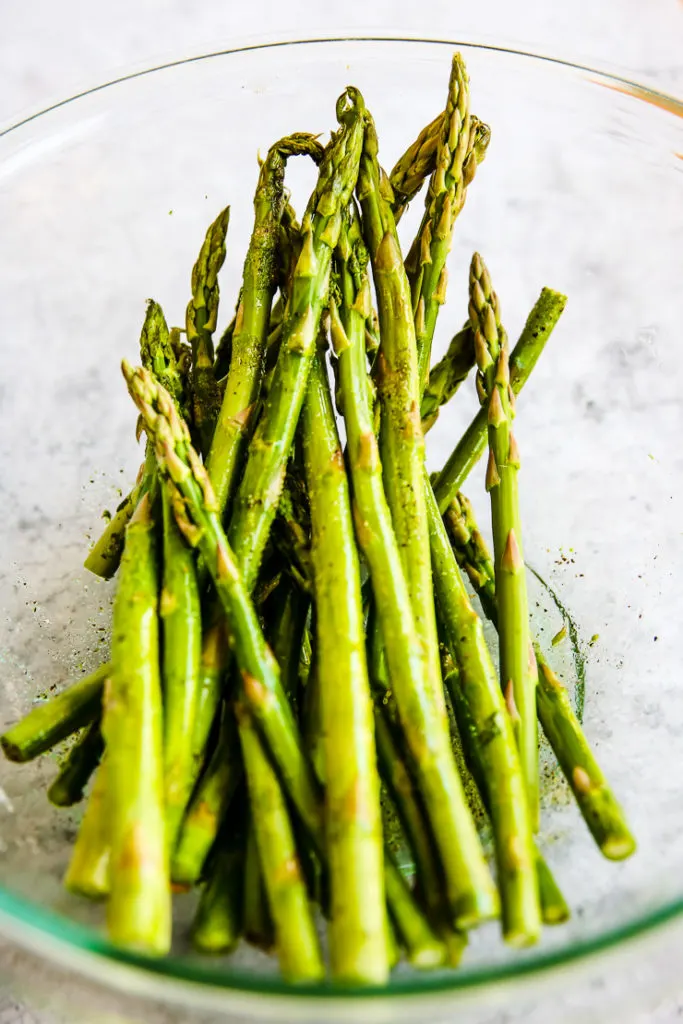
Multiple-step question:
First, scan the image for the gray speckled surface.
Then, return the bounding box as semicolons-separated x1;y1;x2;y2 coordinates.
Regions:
0;6;682;1022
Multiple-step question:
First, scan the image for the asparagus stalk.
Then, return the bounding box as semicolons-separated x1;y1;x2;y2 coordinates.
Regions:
213;310;236;381
171;701;242;885
444;492;635;860
160;486;202;853
356;107;447;728
48;719;104;807
83;301;189;579
192;819;246;954
425;475;540;945
332;204;497;929
420;324;474;432
302;347;388;984
83;473;145;580
227;88;366;591
103;494;170;955
243;816;275;951
535;853;571;925
207;134;324;519
438;647;568;926
236;696;324;983
191;614;230;783
469;252;539;828
123;364;325;850
536;657;636;859
64;759;110;899
373;705;467;965
269;581;310;705
389;111;443;222
1;664;107;763
405;54;473;386
433;287;567;512
137;299;203;852
186;206;230;455
383;849;446;969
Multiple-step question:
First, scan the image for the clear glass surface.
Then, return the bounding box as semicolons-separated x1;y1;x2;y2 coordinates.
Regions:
0;36;682;1021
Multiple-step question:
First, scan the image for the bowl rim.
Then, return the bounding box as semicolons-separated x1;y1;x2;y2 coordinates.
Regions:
1;32;682;1005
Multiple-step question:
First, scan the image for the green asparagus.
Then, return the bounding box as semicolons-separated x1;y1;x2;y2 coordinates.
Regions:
48;719;104;807
227;89;366;590
104;494;170;955
207;134;324;519
236;696;324;983
434;287;567;512
420;324;474;432
186;206;230;455
64;758;110;899
425;476;540;946
192;814;246;954
302;346;388;983
171;700;242;884
1;664;107;763
469;252;539;828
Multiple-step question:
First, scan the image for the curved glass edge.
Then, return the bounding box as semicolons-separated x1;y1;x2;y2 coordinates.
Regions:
0;34;680;998
2;883;683;999
0;33;681;140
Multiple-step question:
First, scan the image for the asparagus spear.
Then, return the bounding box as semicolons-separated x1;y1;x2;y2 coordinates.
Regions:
373;705;467;965
405;54;472;386
84;301;190;580
469;251;539;828
1;664;107;763
161;486;202;853
389;111;443;222
243;815;275;951
433;287;567;512
190;613;230;783
439;647;568;926
213;310;236;381
536;657;636;859
186;206;230;455
332;204;497;929
64;759;110;899
356;114;445;720
83;472;145;580
383;849;446;969
171;701;242;885
302;347;388;984
235;696;324;983
207;134;324;519
192;817;246;954
48;719;104;807
134;300;204;853
420;324;474;432
444;492;636;860
227;88;366;591
424;476;540;945
123;363;325;850
269;581;310;705
104;493;170;955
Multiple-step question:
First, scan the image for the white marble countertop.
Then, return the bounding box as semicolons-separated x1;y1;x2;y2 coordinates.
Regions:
0;3;681;1021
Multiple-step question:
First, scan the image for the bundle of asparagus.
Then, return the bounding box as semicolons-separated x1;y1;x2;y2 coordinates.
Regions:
1;55;636;984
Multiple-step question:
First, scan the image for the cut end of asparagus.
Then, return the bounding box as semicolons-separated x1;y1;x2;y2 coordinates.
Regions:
452;888;500;932
0;735;24;763
503;924;541;949
542;902;571;927
601;832;637;862
408;940;449;970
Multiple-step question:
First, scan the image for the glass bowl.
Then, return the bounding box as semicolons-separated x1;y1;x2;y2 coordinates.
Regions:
0;35;682;1023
